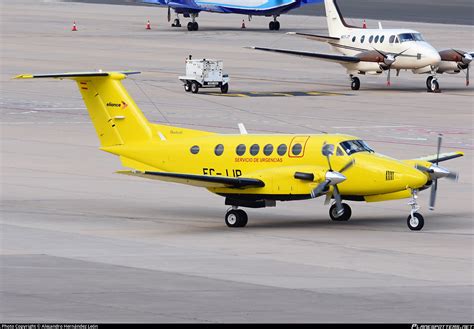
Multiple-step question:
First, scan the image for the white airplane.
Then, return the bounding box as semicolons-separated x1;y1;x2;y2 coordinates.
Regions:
251;0;473;92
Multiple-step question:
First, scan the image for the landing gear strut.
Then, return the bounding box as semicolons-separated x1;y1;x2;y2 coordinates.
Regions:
329;203;352;221
269;15;280;31
225;207;248;228
407;190;424;230
350;75;360;90
187;13;199;31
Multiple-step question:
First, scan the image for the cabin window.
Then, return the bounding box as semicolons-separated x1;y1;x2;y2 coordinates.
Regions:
380;35;385;43
190;145;200;154
389;35;395;43
263;144;273;156
277;144;287;156
236;144;246;156
250;144;260;156
369;35;374;43
352;36;356;42
291;143;302;156
214;144;224;156
360;35;365;43
374;35;379;43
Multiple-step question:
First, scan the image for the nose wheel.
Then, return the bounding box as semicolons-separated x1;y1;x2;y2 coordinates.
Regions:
407;189;424;231
329;203;352;221
426;75;440;93
225;208;248;228
269;16;280;30
350;76;360;90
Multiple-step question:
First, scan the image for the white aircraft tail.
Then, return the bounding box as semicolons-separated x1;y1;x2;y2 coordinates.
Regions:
324;0;353;37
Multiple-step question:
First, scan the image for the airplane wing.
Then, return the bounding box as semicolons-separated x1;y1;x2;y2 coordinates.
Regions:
413;151;464;163
250;47;360;64
117;170;265;189
286;32;340;42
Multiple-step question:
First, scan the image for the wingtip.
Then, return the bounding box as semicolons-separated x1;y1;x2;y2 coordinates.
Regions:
286;32;296;35
243;46;256;49
14;74;33;79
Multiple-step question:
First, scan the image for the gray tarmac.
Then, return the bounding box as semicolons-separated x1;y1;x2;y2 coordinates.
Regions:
65;0;474;25
1;0;473;323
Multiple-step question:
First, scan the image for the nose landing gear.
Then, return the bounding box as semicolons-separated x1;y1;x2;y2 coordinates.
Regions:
329;202;352;221
407;190;424;230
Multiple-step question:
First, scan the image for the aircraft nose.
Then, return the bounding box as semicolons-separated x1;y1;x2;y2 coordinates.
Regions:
425;47;441;66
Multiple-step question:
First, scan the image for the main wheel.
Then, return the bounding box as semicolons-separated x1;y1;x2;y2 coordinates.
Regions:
274;21;280;31
225;209;248;228
407;213;424;231
220;83;229;94
184;82;191;92
187;22;193;31
351;77;360;90
173;19;181;27
329;203;352;221
269;21;275;30
430;79;440;92
426;76;433;90
191;81;199;93
192;22;199;31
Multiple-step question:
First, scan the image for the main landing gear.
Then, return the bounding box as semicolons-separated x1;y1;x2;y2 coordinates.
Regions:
269;16;280;31
407;190;424;231
350;76;360;90
187;13;199;31
172;18;181;27
426;76;440;93
225;207;248;228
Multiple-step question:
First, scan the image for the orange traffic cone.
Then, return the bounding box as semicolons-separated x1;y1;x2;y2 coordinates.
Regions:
72;21;77;31
362;19;367;29
241;19;246;29
146;20;151;30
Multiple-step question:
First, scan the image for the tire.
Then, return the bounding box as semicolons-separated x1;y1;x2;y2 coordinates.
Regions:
225;209;248;228
426;76;433;90
184;83;191;92
191;81;199;94
430;79;440;92
187;22;193;31
329;203;352;221
407;213;424;231
269;21;275;30
351;77;360;90
220;83;229;94
193;22;198;31
274;21;280;31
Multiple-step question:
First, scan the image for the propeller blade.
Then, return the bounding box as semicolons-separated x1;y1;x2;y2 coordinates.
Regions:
311;180;330;198
339;159;355;173
429;179;438;210
435;134;443;165
324;190;332;205
466;65;470;86
333;185;344;216
167;6;171;22
387;68;391;86
446;171;459;181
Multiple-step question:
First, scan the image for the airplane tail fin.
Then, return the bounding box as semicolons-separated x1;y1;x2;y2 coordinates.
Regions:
15;71;153;147
324;0;353;37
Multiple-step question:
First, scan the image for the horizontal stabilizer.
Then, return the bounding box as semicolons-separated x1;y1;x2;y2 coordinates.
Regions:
15;71;140;80
118;170;265;189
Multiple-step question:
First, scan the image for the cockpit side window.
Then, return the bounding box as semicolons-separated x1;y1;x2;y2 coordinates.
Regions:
340;140;374;155
336;146;344;156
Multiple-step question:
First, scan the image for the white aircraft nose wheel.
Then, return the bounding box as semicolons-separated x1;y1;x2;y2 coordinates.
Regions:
329;203;352;221
225;209;248;228
351;77;360;90
407;213;424;231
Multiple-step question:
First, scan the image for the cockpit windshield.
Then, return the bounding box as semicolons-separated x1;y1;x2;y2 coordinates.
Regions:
340;140;374;155
398;33;425;42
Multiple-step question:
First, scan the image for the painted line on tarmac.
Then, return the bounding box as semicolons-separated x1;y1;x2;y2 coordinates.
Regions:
206;91;350;97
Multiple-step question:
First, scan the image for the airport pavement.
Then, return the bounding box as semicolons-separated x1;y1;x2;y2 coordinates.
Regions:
64;0;474;26
1;0;473;323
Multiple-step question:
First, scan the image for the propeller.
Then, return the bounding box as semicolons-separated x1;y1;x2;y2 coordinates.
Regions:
167;6;171;22
415;134;459;210
310;143;355;216
453;50;472;86
372;48;408;86
439;49;472;86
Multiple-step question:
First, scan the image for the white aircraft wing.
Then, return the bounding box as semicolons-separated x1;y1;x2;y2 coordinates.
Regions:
286;32;340;42
250;47;360;64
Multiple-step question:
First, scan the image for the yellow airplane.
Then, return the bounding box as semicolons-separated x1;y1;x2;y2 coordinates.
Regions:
15;71;463;231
